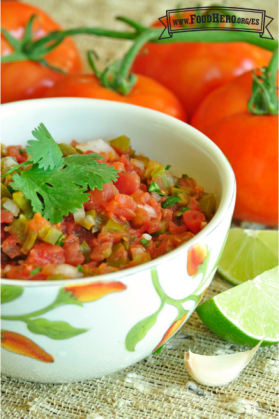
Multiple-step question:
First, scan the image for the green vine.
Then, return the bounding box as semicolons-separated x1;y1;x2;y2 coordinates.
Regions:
125;248;215;352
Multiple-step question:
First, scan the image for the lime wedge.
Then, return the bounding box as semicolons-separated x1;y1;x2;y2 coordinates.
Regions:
218;229;278;285
196;266;279;346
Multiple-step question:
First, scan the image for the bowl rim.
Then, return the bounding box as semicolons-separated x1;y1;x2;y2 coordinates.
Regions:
1;98;236;287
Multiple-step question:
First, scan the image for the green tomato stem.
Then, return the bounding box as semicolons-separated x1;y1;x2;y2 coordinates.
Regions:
248;48;278;115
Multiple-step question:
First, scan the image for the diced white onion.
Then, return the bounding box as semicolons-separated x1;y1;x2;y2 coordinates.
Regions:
73;207;85;223
142;233;152;241
3;199;20;217
131;159;145;171
137;204;157;219
50;264;81;279
83;215;95;226
151;192;162;202
166;171;175;188
76;139;115;153
3;156;17;170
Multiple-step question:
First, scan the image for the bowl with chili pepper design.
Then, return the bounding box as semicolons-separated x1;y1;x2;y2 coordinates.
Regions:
1;98;235;383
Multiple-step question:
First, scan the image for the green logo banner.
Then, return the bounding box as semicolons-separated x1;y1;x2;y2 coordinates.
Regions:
159;7;274;40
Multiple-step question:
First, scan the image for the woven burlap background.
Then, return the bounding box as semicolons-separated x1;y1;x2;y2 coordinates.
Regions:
2;1;279;418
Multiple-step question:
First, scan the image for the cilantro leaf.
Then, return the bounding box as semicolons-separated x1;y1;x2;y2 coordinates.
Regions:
10;125;119;225
148;181;167;196
140;239;150;248
10;165;89;224
64;154;118;191
30;267;42;277
165;164;171;170
162;195;182;208
26;123;64;171
176;207;190;217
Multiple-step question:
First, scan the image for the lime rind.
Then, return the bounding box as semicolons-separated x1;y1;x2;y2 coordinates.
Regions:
197;266;279;346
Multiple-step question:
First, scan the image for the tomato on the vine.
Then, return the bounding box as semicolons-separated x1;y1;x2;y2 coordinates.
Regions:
191;68;278;226
1;1;83;103
44;73;187;121
132;15;271;118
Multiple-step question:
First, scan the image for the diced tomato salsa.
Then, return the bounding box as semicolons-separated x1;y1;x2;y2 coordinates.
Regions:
1;136;216;280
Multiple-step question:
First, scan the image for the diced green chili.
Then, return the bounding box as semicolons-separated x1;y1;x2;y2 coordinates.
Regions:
102;219;128;233
80;241;91;263
58;143;78;156
6;214;29;244
1;183;12;199
107;243;128;267
21;229;37;254
198;193;216;221
12;191;34;219
109;135;131;154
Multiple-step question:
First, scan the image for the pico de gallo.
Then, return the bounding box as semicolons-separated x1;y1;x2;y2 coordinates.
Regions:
1;132;216;280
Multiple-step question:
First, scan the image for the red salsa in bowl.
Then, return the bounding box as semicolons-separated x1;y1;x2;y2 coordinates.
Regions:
1;125;216;280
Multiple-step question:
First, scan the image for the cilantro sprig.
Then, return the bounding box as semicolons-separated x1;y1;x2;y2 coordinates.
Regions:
148;181;167;196
162;195;182;208
6;123;119;224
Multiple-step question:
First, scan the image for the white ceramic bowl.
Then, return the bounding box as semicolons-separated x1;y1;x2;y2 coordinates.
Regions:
1;99;236;383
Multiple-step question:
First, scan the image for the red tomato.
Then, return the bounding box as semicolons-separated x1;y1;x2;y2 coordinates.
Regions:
1;1;83;103
26;243;65;266
114;172;141;195
2;235;22;258
84;183;119;212
1;209;14;224
44;73;187;121
191;70;278;225
7;146;27;163
132;15;271;118
106;194;137;221
63;241;84;266
183;210;206;234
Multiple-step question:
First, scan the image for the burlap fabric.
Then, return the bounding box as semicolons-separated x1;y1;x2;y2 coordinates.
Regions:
2;1;278;417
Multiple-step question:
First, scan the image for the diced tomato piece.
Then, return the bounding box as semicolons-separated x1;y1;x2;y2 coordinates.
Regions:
194;186;204;199
84;183;119;211
26;243;65;266
161;208;173;227
114;172;140;195
90;242;113;262
29;212;50;232
130;207;150;230
120;154;136;172
7;146;27;163
132;190;161;219
147;219;162;234
94;263;119;275
85;151;108;163
140;183;148;192
1;224;6;242
183;210;206;234
128;244;151;267
1;208;14;224
63;233;79;244
1;235;22;258
168;221;187;235
178;176;197;188
112;161;126;172
92;231;126;246
63;241;84;266
188;197;201;211
106;194;137;221
4;265;32;280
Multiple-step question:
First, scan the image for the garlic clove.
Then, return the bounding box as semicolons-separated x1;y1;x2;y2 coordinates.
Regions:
184;340;263;386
